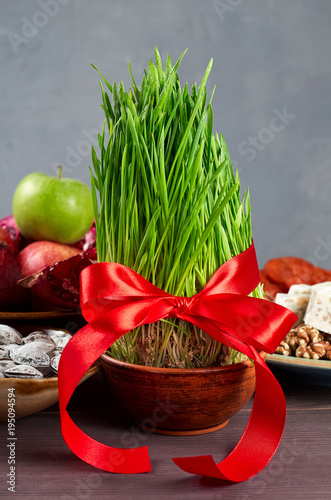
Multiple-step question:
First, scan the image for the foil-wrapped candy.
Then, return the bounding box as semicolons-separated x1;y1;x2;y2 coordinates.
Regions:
10;344;50;368
0;326;72;379
0;325;22;346
5;364;44;379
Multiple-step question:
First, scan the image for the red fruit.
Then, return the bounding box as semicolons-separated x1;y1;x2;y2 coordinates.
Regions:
74;222;96;250
18;241;81;277
0;215;21;254
73;221;97;260
0;244;30;311
0;227;14;253
18;252;93;310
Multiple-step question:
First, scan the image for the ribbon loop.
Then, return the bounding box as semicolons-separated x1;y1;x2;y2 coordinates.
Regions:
58;242;297;482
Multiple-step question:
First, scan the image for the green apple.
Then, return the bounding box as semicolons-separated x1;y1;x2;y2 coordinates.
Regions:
12;168;94;244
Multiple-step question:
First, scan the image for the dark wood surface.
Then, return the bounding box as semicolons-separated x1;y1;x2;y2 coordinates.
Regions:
1;350;331;499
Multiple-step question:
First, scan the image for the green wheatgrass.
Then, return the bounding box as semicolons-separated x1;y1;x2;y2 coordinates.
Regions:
90;47;263;368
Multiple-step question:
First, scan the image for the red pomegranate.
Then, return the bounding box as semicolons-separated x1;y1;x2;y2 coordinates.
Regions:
17;241;81;277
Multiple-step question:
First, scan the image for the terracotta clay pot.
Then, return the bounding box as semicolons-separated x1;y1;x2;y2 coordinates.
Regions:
100;352;266;436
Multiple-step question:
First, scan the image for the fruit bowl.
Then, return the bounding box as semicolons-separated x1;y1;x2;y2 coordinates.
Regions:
0;310;81;321
0;363;98;421
0;214;96;314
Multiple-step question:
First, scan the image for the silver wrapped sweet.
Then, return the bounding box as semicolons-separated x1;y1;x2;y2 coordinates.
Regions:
0;344;20;360
50;353;61;373
4;364;44;379
0;325;22;346
0;359;16;374
0;326;71;379
22;332;56;355
10;344;50;368
43;329;71;349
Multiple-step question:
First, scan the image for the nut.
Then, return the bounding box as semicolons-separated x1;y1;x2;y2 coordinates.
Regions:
296;341;330;360
295;345;311;359
275;341;291;356
276;322;331;361
309;341;330;359
307;328;324;343
284;324;325;354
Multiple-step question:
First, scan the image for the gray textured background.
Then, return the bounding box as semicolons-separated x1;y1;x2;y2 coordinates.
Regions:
1;0;331;267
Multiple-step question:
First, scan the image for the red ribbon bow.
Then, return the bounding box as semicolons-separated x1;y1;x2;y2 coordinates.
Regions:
58;243;297;482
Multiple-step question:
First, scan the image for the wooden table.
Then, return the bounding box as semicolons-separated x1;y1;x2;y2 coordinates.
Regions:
0;316;330;500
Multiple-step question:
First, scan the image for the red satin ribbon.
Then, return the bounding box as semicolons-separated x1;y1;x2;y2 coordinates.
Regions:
58;243;297;481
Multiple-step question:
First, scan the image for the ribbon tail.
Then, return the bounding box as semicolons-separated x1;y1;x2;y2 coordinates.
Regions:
172;324;286;481
58;323;151;474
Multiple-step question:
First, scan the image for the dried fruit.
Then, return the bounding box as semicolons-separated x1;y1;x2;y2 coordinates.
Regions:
264;257;331;289
18;240;81;277
259;269;287;299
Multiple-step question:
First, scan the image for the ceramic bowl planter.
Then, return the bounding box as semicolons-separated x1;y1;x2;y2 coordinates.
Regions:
100;352;266;436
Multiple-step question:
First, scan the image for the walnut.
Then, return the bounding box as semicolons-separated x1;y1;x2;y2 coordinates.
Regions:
275;341;291;356
296;341;330;360
276;323;331;360
310;341;330;359
285;326;309;353
284;324;324;354
295;345;311;359
307;328;324;343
